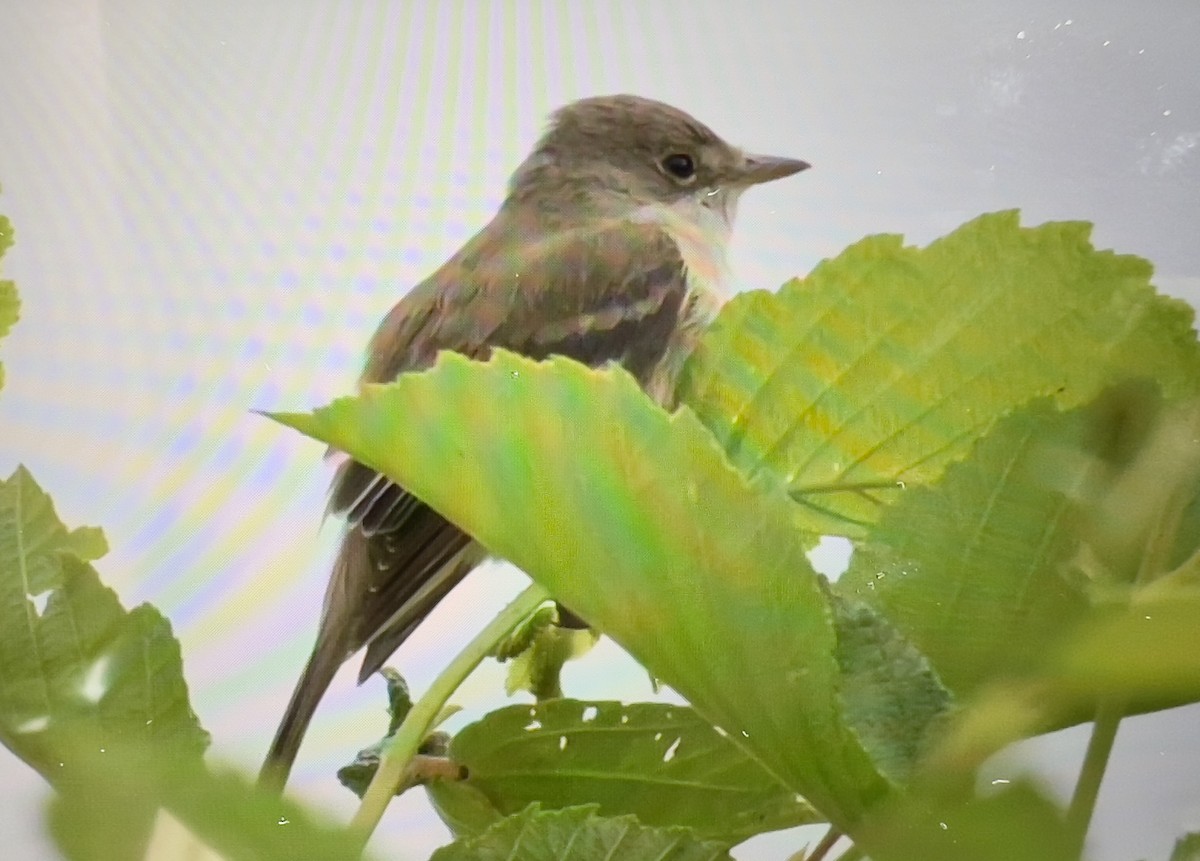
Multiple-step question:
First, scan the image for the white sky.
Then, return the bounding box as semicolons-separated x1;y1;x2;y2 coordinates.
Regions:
0;2;1198;859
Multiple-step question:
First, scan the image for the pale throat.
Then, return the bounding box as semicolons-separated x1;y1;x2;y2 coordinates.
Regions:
631;187;739;306
631;187;739;406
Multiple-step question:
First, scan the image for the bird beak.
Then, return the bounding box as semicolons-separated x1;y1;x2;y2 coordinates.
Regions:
735;153;811;186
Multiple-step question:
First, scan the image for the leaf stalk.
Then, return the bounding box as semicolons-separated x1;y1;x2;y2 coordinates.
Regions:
348;583;550;847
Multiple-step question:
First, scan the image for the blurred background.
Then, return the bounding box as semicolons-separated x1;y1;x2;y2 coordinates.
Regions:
0;1;1197;858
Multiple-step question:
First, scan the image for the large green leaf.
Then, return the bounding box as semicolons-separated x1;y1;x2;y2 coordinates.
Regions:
429;804;734;861
0;467;208;778
678;211;1200;535
271;350;888;828
0;468;366;860
856;781;1076;861
428;699;819;843
839;400;1094;696
1050;588;1200;705
841;387;1200;701
919;585;1200;789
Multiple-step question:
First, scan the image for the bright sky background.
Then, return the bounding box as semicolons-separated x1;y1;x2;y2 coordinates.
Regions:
1;2;1198;859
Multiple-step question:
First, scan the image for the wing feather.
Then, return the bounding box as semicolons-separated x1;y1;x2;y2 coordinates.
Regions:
327;217;690;669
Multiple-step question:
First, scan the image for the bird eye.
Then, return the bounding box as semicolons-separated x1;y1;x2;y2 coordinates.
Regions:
661;153;696;182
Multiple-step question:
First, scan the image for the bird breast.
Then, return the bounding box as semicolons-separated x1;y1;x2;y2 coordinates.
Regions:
630;191;736;310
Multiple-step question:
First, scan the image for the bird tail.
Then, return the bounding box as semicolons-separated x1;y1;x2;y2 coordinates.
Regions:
258;636;345;792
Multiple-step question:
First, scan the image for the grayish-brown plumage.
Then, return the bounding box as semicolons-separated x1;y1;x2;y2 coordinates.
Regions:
260;94;808;789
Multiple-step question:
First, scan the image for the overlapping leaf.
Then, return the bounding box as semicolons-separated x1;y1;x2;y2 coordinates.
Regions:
917;586;1200;791
272;351;888;828
829;593;951;784
841;388;1200;702
429;804;734;861
1051;589;1200;705
0;467;208;777
428;699;818;843
0;468;374;860
856;781;1076;861
678;211;1200;535
838;400;1094;696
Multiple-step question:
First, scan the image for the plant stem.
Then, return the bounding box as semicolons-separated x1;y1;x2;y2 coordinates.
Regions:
1065;699;1124;856
798;827;843;861
348;583;550;846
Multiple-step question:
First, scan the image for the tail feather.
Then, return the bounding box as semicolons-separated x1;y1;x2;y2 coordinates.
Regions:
258;638;345;791
260;486;481;791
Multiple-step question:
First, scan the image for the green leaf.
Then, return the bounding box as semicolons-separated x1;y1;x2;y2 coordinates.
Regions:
494;605;560;661
1170;833;1200;861
0;467;207;780
678;211;1200;535
47;741;373;861
830;592;952;784
429;804;734;861
427;778;505;839
0;213;18;391
0;467;361;860
856;781;1076;861
839;399;1096;696
1050;589;1200;705
1060;389;1200;587
0;212;12;260
432;699;819;844
918;585;1200;784
497;608;599;699
841;386;1200;702
269;350;887;828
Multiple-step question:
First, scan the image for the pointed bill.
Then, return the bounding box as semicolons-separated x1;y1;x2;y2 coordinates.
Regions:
736;154;811;185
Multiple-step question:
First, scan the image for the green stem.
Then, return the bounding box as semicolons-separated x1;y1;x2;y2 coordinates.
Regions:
349;583;550;845
1065;699;1124;856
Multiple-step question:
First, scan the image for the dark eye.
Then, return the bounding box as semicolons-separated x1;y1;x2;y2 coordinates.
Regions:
661;153;696;181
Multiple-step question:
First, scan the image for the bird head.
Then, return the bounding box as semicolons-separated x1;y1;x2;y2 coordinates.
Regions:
509;94;808;222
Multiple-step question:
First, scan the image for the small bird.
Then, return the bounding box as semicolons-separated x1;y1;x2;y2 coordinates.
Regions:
260;94;808;789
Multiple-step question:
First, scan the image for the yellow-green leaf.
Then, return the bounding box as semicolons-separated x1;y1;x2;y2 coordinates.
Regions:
679;211;1200;535
270;351;887;828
